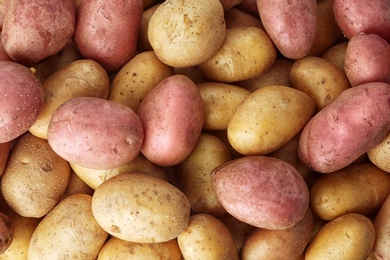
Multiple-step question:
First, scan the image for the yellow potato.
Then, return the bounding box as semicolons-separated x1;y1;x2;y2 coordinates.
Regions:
305;213;375;260
200;26;277;82
28;194;108;260
198;82;250;130
321;41;348;70
177;213;239;260
137;3;161;52
373;195;390;260
368;132;390;172
61;170;94;199
227;85;315;155
173;65;208;84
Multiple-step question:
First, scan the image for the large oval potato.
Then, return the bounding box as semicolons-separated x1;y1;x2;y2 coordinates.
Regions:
48;97;144;170
373;195;390;260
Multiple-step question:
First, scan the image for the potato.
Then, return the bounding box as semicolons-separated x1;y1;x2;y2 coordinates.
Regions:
241;208;313;260
2;0;75;65
28;194;108;260
148;0;226;67
373;195;390;260
298;82;390;173
227;85;315;155
321;41;348;70
97;237;182;260
344;33;390;86
61;170;94;199
29;59;110;139
212;156;309;230
176;133;231;217
305;213;375;260
47;97;144;170
0;212;13;254
368;133;390;173
333;0;390;42
310;163;390;221
177;213;239;260
1;133;70;218
91;173;191;243
199;26;277;83
220;214;255;252
137;3;161;52
137;74;204;166
70;153;168;190
0;214;41;260
257;0;317;59
73;0;143;72
0;61;44;143
224;7;264;29
290;56;351;111
0;141;10;176
0;0;6;30
198;82;250;130
109;51;174;112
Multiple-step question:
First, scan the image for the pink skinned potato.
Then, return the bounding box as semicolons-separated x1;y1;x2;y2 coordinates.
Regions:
333;0;390;42
0;61;44;143
345;34;390;86
298;82;390;174
73;0;143;73
211;156;309;230
47;97;144;170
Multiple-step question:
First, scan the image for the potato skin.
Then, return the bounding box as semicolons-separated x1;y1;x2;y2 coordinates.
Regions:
48;97;144;170
298;82;390;173
0;61;44;143
212;156;309;230
373;195;390;260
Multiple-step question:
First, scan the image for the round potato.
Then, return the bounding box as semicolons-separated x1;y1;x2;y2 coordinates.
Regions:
47;97;144;170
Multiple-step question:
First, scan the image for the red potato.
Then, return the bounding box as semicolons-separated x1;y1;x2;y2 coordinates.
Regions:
298;82;390;173
257;0;317;59
73;0;143;72
137;75;204;167
0;61;44;143
345;34;390;86
333;0;390;42
2;0;75;65
212;156;309;230
47;97;144;170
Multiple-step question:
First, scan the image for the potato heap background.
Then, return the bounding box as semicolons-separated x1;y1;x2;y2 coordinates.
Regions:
0;0;389;259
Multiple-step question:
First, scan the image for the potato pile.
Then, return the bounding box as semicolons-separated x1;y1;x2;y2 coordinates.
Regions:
0;0;389;259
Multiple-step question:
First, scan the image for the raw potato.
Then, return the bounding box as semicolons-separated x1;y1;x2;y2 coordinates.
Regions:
92;173;191;243
198;82;250;130
1;133;70;218
61;170;94;199
305;213;375;260
227;85;315;155
97;237;182;260
28;194;108;260
212;156;309;230
47;97;144;170
310;163;390;221
148;0;226;67
0;212;13;254
368;133;390;172
290;56;351;111
177;214;239;260
199;26;276;82
29;59;110;139
137;3;161;52
109;51;174;112
321;41;348;70
0;61;44;143
373;195;390;260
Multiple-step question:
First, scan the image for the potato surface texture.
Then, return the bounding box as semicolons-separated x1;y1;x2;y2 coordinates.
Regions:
212;156;309;230
373;195;390;260
47;97;144;170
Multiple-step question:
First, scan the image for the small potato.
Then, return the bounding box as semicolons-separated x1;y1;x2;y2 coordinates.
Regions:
109;51;174;112
373;195;390;260
0;61;44;143
212;156;309;230
92;173;191;243
29;59;110;139
290;56;351;111
1;133;70;218
177;213;239;260
305;213;375;260
321;41;348;70
137;75;204;166
48;97;144;170
28;194;108;260
198;82;250;130
310;163;390;221
298;82;390;173
241;208;313;260
199;26;277;83
257;0;317;59
148;0;226;67
0;212;13;254
97;237;182;260
368;133;390;172
228;85;315;155
0;141;10;176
